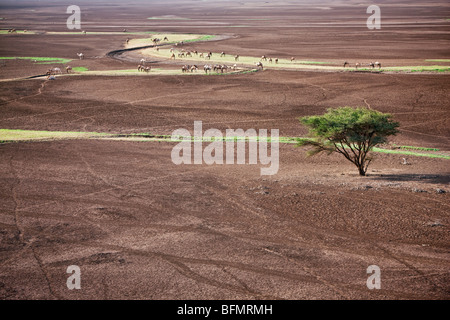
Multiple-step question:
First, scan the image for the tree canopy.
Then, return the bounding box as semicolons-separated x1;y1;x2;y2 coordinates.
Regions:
297;107;400;176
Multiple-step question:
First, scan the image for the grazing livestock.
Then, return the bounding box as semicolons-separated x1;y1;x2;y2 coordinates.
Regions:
204;64;212;74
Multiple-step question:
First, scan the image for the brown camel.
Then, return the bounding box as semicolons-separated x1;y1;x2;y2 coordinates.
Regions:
234;55;239;61
290;57;295;62
220;52;226;57
204;64;212;74
256;62;263;70
343;61;350;68
170;53;176;60
66;66;72;74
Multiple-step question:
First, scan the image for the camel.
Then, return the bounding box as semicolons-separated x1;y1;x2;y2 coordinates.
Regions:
186;51;192;57
126;38;130;44
220;65;228;73
220;52;226;57
163;36;169;41
137;65;143;71
232;64;238;71
204;64;212;74
178;52;185;58
256;62;263;70
82;30;86;35
234;55;239;61
374;61;381;69
275;58;278;64
193;50;198;56
8;29;17;33
290;57;295;62
47;67;62;75
269;58;273;63
181;65;189;73
170;53;176;60
123;29;127;33
343;61;350;68
170;48;174;53
261;55;267;61
140;59;146;65
77;53;84;60
355;63;361;69
191;65;198;72
199;53;204;58
205;53;211;60
213;65;227;73
144;66;151;73
66;66;72;74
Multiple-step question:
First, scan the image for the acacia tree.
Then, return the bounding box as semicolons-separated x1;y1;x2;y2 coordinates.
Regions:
297;107;400;176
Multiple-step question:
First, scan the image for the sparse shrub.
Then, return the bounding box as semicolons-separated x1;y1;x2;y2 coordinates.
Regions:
297;107;400;176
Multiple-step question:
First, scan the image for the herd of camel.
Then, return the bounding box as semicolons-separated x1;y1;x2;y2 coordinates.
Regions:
150;41;382;73
345;61;382;69
43;34;382;77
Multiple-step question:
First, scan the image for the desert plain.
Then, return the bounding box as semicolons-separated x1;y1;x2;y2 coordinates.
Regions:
0;0;449;300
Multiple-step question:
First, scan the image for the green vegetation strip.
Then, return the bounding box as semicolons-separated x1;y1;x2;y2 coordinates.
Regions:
0;129;106;142
425;59;450;63
0;57;72;64
72;67;89;72
1;129;448;160
356;65;450;73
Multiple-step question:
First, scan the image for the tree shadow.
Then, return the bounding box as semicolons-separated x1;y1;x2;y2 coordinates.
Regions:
369;173;450;185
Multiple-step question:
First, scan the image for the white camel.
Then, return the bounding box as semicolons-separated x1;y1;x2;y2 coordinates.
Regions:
77;53;84;60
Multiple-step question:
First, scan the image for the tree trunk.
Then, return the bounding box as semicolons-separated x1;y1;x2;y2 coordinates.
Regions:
358;165;366;176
